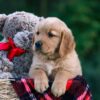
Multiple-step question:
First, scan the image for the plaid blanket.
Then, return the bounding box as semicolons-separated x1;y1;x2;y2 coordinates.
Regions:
10;76;92;100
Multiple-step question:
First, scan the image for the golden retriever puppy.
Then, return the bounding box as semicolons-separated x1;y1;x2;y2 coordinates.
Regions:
29;17;82;97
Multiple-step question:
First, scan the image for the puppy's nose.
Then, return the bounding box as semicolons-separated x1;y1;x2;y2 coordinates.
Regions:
35;41;42;49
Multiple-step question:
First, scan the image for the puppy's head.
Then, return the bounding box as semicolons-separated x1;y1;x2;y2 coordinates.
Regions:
32;17;75;58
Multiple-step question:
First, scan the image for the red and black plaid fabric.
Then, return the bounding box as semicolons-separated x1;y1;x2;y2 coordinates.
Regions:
10;76;92;100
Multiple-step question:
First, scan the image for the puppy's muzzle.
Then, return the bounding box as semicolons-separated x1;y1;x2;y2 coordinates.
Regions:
35;41;42;50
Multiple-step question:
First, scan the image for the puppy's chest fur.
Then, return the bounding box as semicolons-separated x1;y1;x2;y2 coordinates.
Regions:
32;53;58;75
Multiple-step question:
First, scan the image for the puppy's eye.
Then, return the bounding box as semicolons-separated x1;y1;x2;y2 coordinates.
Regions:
36;32;39;35
48;32;54;38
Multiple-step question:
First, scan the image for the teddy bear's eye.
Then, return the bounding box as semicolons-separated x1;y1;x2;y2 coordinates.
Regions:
48;32;54;38
36;32;40;35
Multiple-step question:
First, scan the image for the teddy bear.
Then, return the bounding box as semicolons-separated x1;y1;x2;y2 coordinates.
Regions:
0;11;43;78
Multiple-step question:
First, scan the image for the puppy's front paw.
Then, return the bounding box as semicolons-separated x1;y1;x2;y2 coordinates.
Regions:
33;71;49;93
34;77;49;93
51;80;67;97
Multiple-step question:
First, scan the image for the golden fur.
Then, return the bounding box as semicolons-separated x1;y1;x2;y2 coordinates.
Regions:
29;17;82;97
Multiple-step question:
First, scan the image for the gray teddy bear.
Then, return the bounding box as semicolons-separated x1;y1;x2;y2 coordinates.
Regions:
0;11;43;78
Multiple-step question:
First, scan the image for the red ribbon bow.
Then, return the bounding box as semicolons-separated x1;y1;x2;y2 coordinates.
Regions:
0;37;26;61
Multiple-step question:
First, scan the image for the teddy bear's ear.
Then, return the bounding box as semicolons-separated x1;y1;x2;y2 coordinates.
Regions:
0;14;7;32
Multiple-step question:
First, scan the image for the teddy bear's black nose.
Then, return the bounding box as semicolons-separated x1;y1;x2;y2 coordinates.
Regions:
35;41;42;49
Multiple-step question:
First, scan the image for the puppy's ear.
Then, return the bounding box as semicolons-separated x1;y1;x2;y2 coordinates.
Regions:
59;29;75;57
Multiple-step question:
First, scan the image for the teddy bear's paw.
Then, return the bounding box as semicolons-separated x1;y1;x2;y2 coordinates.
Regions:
0;58;14;72
51;80;67;97
2;65;13;72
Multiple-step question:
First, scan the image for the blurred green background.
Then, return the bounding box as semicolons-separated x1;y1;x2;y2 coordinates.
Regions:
0;0;100;99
